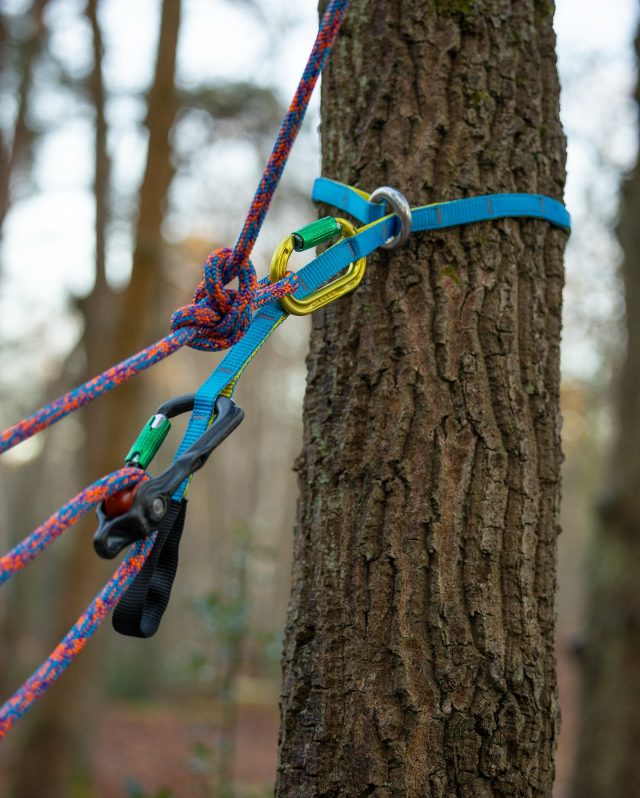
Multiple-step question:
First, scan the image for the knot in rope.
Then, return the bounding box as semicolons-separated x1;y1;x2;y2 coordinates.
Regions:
171;248;257;352
171;247;301;352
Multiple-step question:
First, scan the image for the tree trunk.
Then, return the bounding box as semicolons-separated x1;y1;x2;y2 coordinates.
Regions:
277;2;567;796
0;0;50;237
571;22;640;798
10;3;182;796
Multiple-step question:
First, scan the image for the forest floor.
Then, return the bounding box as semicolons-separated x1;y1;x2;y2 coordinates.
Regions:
94;634;580;798
0;636;580;797
93;697;279;798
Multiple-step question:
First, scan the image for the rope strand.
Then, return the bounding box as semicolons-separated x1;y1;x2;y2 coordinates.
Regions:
0;331;193;455
0;534;156;739
0;468;147;584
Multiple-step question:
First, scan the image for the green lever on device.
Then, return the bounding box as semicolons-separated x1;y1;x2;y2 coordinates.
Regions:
125;415;172;470
292;216;343;252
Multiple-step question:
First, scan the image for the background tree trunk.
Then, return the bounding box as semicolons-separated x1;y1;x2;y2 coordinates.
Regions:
11;2;182;796
571;20;640;798
0;0;50;237
277;1;567;796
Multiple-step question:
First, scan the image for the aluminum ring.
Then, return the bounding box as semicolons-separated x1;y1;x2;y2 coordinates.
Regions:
370;186;412;249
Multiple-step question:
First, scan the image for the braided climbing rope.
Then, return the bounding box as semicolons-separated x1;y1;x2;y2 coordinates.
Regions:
0;532;156;737
0;469;146;584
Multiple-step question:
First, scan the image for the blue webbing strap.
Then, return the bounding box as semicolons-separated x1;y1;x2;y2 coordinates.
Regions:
172;177;571;501
311;177;572;231
171;308;287;499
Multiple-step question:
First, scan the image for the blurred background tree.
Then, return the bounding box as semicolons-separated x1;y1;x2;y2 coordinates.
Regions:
0;0;49;233
571;11;640;797
0;0;638;796
8;2;184;794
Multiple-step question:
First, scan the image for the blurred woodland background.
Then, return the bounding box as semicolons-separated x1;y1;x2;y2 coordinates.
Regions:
0;0;638;796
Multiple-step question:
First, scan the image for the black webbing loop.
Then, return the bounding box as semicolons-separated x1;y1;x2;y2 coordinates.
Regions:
112;498;187;638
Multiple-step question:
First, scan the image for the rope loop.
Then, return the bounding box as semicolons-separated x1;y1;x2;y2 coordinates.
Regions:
170;248;257;351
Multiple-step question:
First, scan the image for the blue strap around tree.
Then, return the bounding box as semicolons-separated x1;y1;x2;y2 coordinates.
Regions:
171;177;571;502
311;176;571;230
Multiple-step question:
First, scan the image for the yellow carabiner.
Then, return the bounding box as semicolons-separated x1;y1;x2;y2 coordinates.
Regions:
269;217;367;316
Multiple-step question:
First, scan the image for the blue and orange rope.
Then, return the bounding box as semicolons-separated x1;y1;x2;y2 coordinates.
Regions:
0;468;147;584
0;533;156;737
0;0;352;739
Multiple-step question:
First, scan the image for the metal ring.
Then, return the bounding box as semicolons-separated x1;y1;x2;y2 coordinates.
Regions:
370;186;412;249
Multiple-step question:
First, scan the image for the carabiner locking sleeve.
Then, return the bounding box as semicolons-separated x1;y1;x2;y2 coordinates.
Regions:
270;216;367;316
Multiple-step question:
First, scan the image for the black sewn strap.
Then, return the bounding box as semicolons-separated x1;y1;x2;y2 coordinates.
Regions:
112;498;187;638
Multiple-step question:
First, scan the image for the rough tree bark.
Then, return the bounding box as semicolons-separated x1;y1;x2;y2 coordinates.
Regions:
277;2;567;796
571;21;640;798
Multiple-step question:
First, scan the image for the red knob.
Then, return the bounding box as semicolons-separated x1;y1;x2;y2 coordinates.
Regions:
103;483;140;519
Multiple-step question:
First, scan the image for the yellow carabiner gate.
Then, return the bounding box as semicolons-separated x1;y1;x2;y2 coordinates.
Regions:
269;217;366;316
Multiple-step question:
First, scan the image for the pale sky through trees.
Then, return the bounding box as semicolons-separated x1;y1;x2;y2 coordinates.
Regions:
0;0;637;385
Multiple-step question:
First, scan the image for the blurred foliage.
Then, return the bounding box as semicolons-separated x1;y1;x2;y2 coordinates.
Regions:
125;781;174;798
178;82;282;134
